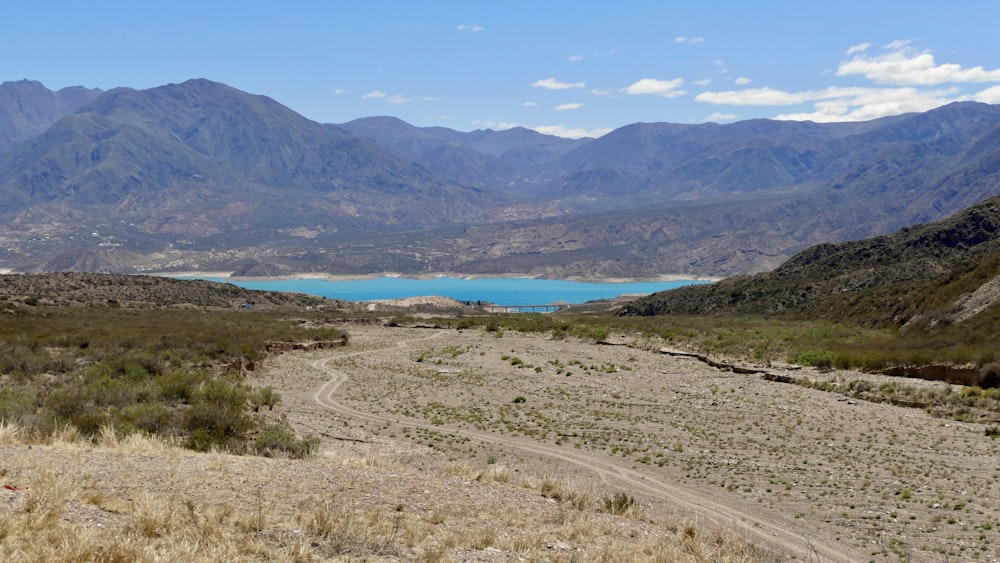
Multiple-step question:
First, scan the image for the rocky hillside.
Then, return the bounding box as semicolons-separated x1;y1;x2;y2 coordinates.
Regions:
619;195;1000;332
0;79;101;154
0;272;338;309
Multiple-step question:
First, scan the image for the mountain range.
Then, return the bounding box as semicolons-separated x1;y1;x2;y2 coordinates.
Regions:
2;78;1000;278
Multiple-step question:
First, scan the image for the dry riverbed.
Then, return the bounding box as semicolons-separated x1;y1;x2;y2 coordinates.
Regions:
260;323;1000;562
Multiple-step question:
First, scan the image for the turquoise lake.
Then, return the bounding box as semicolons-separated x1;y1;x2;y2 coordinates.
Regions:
186;276;710;306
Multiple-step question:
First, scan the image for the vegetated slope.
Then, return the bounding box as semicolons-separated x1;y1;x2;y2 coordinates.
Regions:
0;79;102;154
620;195;1000;332
0;272;338;309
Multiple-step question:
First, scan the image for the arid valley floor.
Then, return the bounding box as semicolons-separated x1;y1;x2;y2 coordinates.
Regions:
2;321;998;561
262;323;1000;561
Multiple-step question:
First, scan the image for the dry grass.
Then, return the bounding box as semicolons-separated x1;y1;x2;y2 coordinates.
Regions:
0;422;765;562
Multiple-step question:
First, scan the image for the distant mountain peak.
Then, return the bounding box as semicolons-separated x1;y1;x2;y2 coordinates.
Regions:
0;79;102;153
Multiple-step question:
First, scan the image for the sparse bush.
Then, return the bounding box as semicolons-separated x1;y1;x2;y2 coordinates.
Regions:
0;388;37;420
603;492;639;516
789;349;835;369
182;402;253;451
251;386;281;411
254;425;318;458
156;370;203;403
123;402;174;434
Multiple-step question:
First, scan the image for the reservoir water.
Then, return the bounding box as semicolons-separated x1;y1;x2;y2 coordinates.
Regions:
185;276;710;306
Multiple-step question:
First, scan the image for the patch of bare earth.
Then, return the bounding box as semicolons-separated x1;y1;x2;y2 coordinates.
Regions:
260;324;1000;562
3;323;998;561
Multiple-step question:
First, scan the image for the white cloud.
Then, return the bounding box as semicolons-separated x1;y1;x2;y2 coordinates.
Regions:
689;37;705;44
471;120;519;130
457;24;483;32
568;54;583;62
361;91;436;105
845;42;871;56
693;78;712;87
523;101;538;107
973;84;1000;104
333;89;350;95
691;40;1000;123
555;102;584;111
674;36;687;43
734;77;751;86
531;124;613;139
590;88;614;97
675;36;704;44
622;78;686;98
837;41;1000;85
885;39;911;51
696;83;964;122
705;112;738;122
696;87;800;106
533;78;586;90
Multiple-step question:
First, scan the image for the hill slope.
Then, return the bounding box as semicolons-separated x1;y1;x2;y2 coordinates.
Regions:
0;79;519;248
0;79;102;154
619;195;1000;333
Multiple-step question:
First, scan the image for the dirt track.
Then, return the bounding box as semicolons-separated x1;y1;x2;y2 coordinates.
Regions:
262;324;1000;562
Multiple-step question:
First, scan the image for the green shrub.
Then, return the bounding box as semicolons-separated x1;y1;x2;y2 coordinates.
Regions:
0;388;37;421
251;386;282;411
197;379;248;409
254;425;319;458
788;349;835;369
69;410;111;436
86;374;140;408
46;388;91;421
123;402;174;434
182;402;253;447
157;370;204;403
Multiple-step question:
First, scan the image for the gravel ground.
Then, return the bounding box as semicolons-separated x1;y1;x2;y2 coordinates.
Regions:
259;323;1000;562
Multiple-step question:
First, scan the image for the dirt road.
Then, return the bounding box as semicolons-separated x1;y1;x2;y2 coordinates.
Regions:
264;324;1000;562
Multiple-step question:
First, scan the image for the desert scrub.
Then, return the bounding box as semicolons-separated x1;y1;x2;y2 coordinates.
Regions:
254;424;319;458
0;304;340;455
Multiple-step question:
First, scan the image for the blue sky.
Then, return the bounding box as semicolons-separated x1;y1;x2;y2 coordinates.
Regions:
6;1;1000;137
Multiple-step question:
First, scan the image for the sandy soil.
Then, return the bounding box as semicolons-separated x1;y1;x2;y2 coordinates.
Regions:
257;323;1000;562
153;271;719;283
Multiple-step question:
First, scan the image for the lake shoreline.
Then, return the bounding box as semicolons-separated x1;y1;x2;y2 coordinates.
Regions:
158;272;715;305
155;270;723;284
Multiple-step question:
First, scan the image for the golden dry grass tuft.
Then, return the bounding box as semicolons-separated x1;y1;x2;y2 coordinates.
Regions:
0;422;766;562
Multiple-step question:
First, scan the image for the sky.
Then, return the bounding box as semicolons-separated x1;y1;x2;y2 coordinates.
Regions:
6;1;1000;138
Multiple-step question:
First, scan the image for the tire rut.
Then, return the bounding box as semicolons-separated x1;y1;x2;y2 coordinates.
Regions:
303;330;853;562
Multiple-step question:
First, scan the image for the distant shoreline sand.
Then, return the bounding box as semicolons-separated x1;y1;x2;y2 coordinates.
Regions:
155;271;722;284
